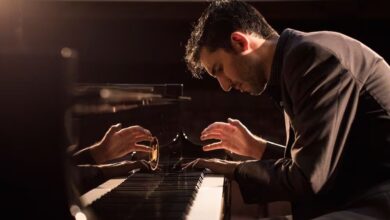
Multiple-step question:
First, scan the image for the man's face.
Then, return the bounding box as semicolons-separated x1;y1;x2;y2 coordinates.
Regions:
199;47;267;96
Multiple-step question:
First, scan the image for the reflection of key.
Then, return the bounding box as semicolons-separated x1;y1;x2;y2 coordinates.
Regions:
149;136;159;171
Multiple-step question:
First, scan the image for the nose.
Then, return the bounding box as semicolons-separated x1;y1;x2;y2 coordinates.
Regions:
217;76;232;92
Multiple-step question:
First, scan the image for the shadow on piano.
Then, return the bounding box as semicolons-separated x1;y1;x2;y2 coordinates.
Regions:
68;84;231;220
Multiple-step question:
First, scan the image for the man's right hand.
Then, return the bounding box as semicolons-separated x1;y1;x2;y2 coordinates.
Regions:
201;118;267;159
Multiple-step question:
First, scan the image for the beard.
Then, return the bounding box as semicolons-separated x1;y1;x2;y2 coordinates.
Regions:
245;64;267;96
248;80;266;95
234;53;268;96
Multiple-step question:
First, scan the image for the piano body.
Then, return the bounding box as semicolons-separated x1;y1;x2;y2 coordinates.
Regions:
68;83;231;220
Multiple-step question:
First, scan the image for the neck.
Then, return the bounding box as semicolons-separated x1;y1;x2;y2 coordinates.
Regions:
264;37;279;82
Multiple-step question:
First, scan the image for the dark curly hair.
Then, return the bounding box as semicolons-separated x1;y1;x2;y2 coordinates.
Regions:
185;0;278;78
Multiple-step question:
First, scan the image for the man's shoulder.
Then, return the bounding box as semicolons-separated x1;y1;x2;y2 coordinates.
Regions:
280;30;332;70
278;29;347;85
282;28;355;51
282;28;349;43
281;28;382;76
283;29;335;50
282;29;367;59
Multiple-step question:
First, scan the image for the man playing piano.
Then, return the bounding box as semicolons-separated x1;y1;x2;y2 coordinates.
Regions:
183;0;390;219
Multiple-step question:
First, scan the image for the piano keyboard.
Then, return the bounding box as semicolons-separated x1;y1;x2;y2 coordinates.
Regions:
81;172;226;220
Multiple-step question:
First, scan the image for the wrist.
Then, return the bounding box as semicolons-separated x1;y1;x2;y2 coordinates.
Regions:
228;161;243;179
232;162;243;181
251;137;267;160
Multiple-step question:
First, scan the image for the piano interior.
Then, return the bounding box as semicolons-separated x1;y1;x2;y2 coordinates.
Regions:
1;0;388;219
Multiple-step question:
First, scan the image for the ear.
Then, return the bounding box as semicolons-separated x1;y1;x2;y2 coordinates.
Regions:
230;31;250;55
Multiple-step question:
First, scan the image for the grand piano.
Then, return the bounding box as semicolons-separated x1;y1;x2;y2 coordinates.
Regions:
68;83;231;220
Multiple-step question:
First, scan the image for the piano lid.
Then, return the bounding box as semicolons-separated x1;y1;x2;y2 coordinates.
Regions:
71;83;191;115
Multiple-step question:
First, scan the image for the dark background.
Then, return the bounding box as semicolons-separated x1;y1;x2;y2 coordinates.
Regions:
0;0;389;218
2;0;389;146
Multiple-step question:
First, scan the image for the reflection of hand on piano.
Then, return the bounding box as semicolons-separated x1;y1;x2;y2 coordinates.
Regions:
89;123;153;164
182;158;242;179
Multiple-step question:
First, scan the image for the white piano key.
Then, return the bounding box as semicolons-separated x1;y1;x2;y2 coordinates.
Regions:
80;178;126;207
186;174;225;220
